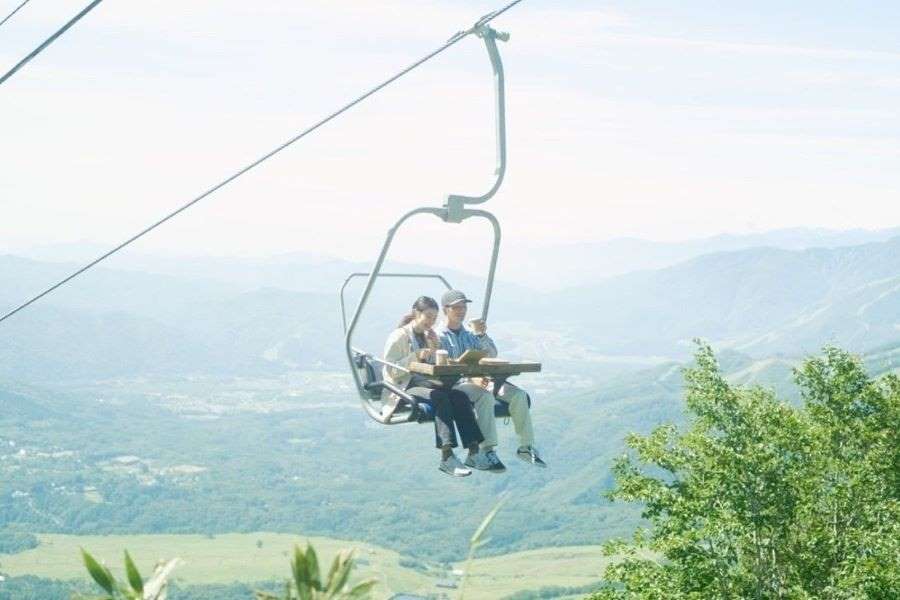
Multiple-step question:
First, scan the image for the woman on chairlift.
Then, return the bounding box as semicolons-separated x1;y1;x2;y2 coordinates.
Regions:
382;296;492;477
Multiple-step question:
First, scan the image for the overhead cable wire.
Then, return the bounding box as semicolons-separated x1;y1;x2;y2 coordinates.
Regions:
0;0;526;326
0;0;33;30
0;0;103;87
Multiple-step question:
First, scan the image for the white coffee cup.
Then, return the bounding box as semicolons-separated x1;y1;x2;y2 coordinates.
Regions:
435;349;449;366
468;318;486;335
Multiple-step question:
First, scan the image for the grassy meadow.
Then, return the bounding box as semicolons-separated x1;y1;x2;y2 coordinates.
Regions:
0;533;608;599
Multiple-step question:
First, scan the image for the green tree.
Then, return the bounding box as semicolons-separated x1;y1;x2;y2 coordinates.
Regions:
590;343;900;599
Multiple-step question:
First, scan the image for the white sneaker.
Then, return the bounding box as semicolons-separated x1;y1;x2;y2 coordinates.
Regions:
439;453;472;477
465;451;493;471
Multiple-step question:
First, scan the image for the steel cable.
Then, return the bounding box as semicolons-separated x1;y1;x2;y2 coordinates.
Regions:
0;0;33;30
0;0;104;86
0;0;526;325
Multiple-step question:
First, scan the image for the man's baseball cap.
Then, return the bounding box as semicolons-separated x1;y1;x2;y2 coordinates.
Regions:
441;290;472;307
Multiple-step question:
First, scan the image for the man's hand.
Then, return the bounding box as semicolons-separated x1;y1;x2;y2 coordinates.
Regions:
469;318;487;336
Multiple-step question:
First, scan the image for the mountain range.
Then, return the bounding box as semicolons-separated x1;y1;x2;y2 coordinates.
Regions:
538;236;900;359
12;226;900;291
2;228;899;381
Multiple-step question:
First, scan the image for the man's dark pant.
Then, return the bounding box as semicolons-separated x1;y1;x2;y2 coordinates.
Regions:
407;375;484;449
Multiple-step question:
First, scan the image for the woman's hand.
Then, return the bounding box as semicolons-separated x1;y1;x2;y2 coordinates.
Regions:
425;328;440;349
417;348;434;361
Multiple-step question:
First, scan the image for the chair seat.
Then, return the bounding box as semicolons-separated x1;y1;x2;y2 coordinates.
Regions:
354;352;531;425
415;396;530;422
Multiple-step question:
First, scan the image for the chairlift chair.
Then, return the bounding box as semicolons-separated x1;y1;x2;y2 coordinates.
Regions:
342;25;530;425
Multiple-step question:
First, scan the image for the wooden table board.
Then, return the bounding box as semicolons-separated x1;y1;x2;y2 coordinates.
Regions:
409;361;541;377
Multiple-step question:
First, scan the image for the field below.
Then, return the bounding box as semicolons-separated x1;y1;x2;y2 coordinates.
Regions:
0;533;608;599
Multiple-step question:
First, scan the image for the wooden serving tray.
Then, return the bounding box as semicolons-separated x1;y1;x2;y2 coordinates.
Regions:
408;361;542;377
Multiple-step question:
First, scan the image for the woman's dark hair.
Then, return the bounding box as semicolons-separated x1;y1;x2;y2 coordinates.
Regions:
398;296;439;328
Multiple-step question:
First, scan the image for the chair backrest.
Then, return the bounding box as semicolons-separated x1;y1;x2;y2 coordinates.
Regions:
354;352;382;401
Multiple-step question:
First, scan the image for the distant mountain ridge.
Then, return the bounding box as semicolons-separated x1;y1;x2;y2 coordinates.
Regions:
506;226;900;289
2;231;900;380
1;247;499;297
11;226;900;292
538;237;900;358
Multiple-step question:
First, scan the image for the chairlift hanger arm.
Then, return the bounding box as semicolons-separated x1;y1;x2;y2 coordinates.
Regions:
463;208;502;320
445;25;509;222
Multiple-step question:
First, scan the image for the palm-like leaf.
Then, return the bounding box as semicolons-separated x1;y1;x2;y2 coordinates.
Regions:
81;549;115;595
305;543;322;590
292;545;313;600
459;499;507;600
324;550;354;595
123;551;143;594
284;543;375;599
470;502;503;546
343;578;377;598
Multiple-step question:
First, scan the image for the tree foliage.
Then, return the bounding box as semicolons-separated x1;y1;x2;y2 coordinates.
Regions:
0;530;38;553
590;343;900;599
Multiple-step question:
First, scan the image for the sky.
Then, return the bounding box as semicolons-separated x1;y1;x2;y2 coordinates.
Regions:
2;0;900;267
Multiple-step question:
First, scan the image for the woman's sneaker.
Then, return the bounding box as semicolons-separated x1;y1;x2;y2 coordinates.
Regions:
465;450;506;473
440;453;472;477
516;446;547;468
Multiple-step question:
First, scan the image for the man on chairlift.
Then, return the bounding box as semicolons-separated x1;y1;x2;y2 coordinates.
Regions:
437;289;546;472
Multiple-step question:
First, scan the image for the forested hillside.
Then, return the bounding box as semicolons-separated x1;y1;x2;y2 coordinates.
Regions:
0;371;649;562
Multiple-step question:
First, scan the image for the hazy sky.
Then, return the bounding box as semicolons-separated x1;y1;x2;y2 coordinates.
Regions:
2;0;900;266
